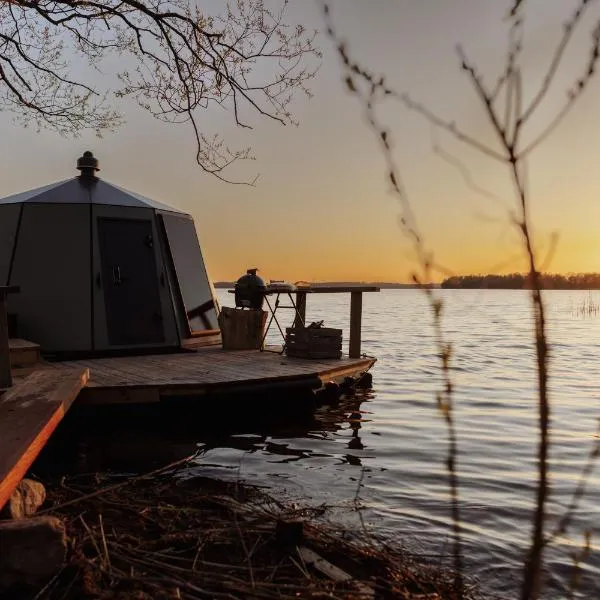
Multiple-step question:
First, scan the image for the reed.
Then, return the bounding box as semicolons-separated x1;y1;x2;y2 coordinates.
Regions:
323;8;465;597
573;292;600;318
326;0;600;598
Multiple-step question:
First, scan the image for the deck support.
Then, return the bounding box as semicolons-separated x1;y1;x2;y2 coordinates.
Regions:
0;286;19;390
349;292;363;358
293;292;307;328
294;287;377;359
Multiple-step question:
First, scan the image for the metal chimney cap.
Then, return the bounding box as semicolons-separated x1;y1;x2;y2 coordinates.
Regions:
77;151;100;173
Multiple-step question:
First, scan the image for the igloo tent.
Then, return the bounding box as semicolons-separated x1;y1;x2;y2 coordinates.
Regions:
0;152;219;357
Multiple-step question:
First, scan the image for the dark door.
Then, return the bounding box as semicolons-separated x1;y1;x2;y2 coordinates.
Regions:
98;217;165;346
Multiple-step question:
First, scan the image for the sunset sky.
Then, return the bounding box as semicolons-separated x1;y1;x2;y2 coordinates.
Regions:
1;0;600;282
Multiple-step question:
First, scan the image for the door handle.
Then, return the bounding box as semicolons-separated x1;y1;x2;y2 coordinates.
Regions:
112;265;123;286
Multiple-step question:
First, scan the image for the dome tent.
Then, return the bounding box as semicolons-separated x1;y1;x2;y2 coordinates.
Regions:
0;152;219;356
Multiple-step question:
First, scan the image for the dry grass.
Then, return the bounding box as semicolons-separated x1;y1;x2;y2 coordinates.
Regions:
11;470;477;600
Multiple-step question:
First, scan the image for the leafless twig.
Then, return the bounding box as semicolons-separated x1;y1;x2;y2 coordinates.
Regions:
327;1;600;599
0;0;321;181
324;4;464;596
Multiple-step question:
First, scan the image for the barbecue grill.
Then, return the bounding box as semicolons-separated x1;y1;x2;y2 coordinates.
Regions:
234;268;266;310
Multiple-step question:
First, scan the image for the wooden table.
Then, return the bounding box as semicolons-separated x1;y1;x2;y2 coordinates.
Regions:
292;286;380;358
0;286;19;389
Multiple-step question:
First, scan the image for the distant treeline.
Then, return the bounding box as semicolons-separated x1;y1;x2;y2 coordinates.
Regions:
441;273;600;290
214;281;423;289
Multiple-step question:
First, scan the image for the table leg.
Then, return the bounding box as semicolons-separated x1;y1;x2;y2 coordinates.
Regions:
0;293;12;389
349;292;363;359
261;294;288;353
270;295;287;342
260;296;276;351
294;292;307;328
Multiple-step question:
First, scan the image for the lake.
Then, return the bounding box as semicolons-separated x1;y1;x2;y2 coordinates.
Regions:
188;288;600;599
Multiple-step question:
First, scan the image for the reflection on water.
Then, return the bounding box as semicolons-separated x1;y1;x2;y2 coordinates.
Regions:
45;289;600;599
197;288;600;599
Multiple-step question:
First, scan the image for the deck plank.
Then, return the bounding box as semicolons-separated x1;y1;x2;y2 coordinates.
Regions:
0;368;89;510
49;347;374;401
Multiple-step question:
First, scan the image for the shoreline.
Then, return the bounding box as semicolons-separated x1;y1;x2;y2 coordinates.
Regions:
2;459;472;600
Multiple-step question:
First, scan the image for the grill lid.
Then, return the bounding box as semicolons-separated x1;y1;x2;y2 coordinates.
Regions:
234;268;266;309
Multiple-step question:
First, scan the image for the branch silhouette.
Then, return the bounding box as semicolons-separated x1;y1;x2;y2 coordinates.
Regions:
0;0;320;181
327;0;600;598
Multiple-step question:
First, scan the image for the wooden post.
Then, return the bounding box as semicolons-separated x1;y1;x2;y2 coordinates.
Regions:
294;291;307;328
349;291;363;358
0;287;19;390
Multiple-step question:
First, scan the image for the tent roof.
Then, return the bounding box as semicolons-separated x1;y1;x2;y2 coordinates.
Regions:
0;178;188;215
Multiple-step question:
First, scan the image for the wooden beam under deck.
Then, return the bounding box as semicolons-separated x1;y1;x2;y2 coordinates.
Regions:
41;346;375;405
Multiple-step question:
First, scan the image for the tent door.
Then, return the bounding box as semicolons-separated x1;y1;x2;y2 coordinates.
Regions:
98;217;165;346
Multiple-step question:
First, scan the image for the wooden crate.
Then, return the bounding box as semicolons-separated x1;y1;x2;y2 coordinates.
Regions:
285;327;342;359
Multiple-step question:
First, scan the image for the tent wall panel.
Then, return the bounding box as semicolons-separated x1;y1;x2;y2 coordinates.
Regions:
160;213;219;332
0;204;21;285
156;214;190;340
8;204;92;351
91;204;179;351
0;172;208;356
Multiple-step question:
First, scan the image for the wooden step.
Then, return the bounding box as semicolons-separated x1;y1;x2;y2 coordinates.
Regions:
0;368;89;511
182;330;222;351
9;339;41;368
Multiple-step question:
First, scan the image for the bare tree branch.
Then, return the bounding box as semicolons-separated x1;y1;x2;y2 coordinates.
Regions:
519;18;600;158
327;1;600;599
0;0;320;180
323;6;465;598
518;1;592;129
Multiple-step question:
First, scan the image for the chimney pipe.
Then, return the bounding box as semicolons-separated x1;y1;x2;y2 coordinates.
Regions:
77;151;99;182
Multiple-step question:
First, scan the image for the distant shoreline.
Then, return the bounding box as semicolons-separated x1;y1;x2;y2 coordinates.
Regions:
215;273;600;290
213;281;428;289
441;273;600;290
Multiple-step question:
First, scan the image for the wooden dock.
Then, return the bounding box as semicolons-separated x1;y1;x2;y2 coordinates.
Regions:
40;346;376;405
0;283;378;509
1;345;374;510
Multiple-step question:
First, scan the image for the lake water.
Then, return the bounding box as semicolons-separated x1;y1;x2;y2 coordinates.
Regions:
189;289;600;599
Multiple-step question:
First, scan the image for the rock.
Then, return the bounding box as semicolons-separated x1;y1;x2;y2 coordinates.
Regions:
0;516;66;588
355;371;373;389
316;381;341;406
1;479;46;519
275;519;304;548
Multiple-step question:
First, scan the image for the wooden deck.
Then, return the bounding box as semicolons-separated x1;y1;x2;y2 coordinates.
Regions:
40;346;376;405
1;346;374;505
0;368;88;510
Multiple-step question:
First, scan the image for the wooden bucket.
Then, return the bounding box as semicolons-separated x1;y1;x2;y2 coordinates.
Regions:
218;306;267;350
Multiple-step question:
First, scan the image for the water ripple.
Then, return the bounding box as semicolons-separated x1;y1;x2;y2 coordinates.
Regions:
197;289;600;599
